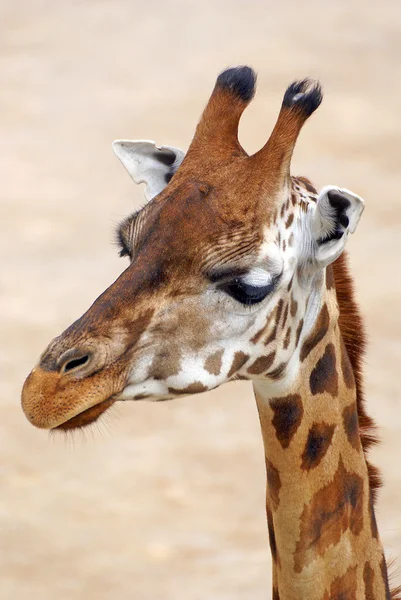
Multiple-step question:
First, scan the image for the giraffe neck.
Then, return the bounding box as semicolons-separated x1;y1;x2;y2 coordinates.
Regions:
253;270;390;600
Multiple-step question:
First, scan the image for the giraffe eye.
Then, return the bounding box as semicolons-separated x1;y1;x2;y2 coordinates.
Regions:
221;278;276;306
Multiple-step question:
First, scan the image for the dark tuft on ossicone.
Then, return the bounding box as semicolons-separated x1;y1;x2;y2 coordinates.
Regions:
282;78;323;117
216;66;257;103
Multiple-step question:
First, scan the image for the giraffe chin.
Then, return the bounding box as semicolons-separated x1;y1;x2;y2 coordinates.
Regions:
54;398;116;431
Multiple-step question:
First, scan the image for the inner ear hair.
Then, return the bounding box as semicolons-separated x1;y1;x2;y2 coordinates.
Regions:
317;190;351;244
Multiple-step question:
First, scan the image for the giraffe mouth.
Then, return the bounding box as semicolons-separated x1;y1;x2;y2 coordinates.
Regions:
53;397;116;431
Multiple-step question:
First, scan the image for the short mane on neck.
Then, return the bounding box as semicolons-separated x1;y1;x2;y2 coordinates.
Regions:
332;253;380;497
332;252;400;600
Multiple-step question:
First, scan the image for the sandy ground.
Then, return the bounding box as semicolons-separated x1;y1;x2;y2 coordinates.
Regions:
1;1;401;598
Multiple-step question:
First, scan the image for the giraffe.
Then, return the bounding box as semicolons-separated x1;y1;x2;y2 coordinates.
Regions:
21;66;399;599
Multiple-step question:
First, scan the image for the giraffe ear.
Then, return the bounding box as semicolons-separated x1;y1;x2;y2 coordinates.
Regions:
112;140;185;201
311;185;365;268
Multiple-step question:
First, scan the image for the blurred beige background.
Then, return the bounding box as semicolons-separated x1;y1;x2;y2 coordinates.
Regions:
1;1;401;598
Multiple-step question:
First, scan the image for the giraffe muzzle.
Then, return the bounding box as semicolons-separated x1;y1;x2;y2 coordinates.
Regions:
21;340;128;430
21;361;121;430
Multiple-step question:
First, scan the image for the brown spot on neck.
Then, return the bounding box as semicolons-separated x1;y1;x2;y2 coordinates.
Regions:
342;403;360;450
266;505;279;565
300;303;330;362
322;565;357;600
294;459;363;573
301;422;335;471
270;394;303;449
340;336;355;389
363;561;376;600
266;459;281;510
309;342;339;396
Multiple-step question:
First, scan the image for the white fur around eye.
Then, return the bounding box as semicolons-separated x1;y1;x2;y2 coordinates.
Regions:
241;268;272;287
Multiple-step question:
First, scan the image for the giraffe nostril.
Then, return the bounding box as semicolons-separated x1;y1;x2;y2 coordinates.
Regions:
57;349;92;375
63;355;90;373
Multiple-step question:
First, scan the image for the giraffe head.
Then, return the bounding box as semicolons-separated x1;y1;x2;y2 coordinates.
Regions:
22;66;364;430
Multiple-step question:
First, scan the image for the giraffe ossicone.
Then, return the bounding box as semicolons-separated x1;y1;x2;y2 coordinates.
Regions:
21;65;398;599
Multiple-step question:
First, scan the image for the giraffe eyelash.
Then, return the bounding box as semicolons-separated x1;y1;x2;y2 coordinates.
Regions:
241;267;274;287
115;209;145;260
219;273;279;307
115;222;132;257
